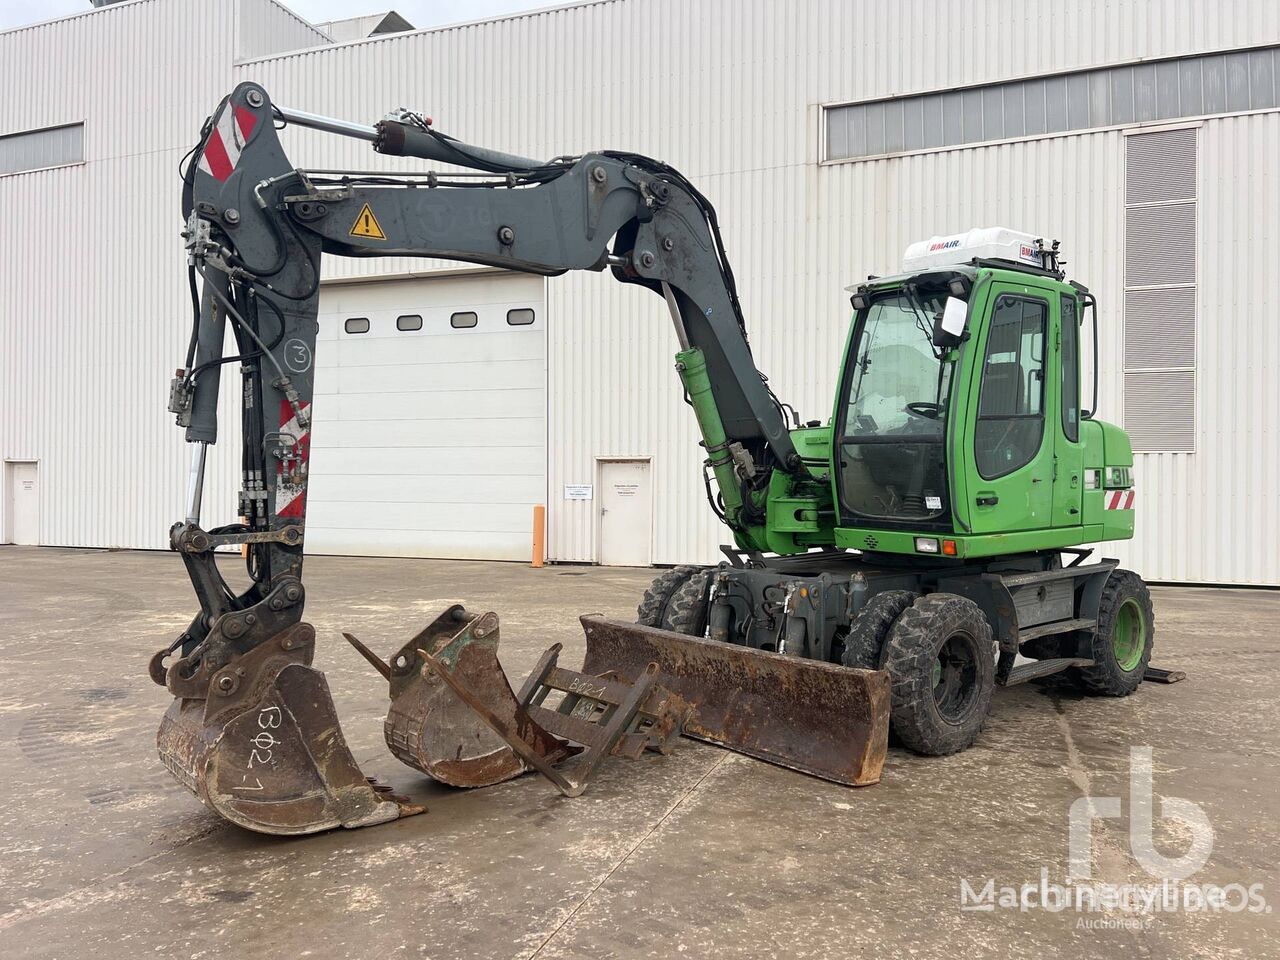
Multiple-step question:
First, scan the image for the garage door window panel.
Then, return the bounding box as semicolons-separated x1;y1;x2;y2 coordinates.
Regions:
975;296;1047;480
345;317;370;334
451;311;478;329
507;308;535;326
397;314;423;331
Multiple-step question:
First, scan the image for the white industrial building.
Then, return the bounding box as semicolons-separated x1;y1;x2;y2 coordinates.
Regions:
2;0;1278;584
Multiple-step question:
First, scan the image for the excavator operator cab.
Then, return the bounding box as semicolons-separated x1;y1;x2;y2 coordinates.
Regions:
831;228;1134;560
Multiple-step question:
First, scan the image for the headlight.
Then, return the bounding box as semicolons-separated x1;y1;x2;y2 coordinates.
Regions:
915;537;940;554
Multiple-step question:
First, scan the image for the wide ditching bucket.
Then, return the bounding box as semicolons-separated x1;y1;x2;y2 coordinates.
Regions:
580;616;890;786
344;605;570;788
154;622;424;836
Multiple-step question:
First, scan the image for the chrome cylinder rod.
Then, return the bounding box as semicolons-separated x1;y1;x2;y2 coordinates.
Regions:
275;105;378;143
184;442;209;525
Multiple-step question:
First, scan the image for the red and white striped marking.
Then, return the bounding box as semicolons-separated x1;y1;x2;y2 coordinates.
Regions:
197;101;258;183
1105;488;1135;510
276;399;310;519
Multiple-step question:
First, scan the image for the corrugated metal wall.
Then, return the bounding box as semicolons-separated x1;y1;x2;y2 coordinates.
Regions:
236;0;330;61
0;0;326;550
3;0;1277;583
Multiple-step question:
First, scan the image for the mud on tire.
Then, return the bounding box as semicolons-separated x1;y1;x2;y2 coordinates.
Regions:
636;566;700;627
882;593;995;756
840;590;918;669
1077;569;1154;697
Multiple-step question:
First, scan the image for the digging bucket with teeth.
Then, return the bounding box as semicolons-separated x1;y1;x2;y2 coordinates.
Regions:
152;622;423;836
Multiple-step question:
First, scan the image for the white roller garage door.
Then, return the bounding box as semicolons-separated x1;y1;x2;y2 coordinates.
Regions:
306;272;546;560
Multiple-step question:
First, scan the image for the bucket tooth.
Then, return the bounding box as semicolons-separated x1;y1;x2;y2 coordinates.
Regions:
579;616;890;787
155;622;423;836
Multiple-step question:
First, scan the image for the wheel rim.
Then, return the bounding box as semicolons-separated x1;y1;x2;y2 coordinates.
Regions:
1112;598;1147;672
932;632;980;723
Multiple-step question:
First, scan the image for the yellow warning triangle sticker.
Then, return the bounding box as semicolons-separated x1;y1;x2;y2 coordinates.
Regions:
349;203;386;240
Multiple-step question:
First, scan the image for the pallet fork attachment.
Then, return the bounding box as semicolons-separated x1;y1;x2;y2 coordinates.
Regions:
347;608;689;796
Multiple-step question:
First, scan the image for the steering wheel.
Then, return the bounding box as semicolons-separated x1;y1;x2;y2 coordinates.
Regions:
905;402;944;420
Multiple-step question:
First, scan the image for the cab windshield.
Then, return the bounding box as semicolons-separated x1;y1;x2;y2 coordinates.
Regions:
838;289;954;525
845;292;952;439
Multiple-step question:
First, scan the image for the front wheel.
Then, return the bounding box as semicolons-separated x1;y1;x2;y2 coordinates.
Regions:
882;593;995;756
840;590;918;669
662;570;711;636
1077;570;1154;696
636;566;700;627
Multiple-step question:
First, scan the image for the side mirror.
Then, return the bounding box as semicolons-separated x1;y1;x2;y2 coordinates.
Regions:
932;296;968;349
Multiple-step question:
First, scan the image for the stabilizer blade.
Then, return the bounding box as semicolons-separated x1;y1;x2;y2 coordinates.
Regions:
580;616;890;786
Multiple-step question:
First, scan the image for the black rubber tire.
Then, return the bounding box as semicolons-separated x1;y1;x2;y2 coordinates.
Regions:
662;570;711;636
840;590;919;669
636;566;699;627
1077;569;1154;697
882;593;995;756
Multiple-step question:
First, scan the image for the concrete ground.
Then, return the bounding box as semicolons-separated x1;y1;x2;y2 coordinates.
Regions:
0;547;1276;959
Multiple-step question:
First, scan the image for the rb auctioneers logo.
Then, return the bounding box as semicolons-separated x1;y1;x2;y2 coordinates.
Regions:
959;748;1269;924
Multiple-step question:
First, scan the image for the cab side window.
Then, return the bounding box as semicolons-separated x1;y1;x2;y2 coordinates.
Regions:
1060;295;1079;442
975;295;1047;479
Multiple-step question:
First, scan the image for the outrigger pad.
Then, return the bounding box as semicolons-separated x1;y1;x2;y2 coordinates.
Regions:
156;623;423;836
580;616;891;787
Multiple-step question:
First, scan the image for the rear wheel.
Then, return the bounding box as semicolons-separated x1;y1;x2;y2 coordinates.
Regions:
636;566;700;627
840;590;918;669
663;570;711;636
882;593;994;756
1077;570;1154;696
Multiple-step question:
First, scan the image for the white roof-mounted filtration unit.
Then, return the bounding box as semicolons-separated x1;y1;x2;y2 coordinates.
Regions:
902;227;1053;273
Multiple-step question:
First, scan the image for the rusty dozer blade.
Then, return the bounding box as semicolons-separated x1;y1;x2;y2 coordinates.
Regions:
344;605;573;788
580;616;890;786
154;622;424;836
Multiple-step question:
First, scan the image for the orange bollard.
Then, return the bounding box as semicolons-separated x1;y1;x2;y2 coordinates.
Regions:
532;504;546;568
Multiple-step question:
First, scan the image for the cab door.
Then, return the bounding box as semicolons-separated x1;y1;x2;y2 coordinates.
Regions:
963;285;1055;534
1051;293;1085;528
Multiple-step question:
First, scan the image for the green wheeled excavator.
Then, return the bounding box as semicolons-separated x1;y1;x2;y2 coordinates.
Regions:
152;84;1162;836
622;226;1159;758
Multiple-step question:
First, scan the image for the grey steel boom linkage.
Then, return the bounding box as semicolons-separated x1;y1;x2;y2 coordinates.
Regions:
149;83;886;835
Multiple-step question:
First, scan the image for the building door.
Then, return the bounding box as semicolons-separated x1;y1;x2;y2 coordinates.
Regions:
311;272;546;561
597;459;652;566
6;461;39;545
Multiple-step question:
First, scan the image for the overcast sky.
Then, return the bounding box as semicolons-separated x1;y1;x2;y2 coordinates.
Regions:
0;0;553;32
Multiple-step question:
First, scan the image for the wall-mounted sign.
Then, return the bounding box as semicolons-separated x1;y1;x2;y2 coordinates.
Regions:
564;484;593;500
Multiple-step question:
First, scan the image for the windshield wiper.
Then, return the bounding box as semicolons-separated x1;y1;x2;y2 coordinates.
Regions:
903;285;945;360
